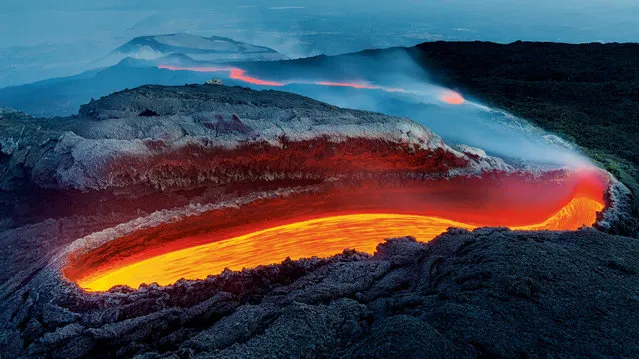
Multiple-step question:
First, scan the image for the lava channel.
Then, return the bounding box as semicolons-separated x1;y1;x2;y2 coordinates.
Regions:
63;168;608;292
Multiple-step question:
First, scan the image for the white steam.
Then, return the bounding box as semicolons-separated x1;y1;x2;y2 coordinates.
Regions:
244;49;593;169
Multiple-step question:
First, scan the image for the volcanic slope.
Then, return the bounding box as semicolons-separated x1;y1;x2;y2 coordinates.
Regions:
0;84;633;358
0;84;506;194
412;41;639;235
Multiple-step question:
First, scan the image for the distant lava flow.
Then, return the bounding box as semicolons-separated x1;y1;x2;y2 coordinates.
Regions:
157;65;284;86
156;65;463;103
440;90;465;105
64;168;607;292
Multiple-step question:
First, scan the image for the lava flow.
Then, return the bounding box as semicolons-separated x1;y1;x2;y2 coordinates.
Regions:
64;168;608;292
158;65;285;86
156;65;461;102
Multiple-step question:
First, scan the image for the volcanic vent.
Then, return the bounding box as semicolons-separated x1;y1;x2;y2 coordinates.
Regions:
1;84;597;293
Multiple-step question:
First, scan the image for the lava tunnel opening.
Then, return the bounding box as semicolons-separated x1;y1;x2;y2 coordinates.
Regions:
62;166;608;292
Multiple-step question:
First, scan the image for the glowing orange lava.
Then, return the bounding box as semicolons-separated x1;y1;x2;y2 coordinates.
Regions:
77;196;602;291
440;90;465;105
77;214;472;291
159;64;464;103
62;67;605;291
67;166;608;293
157;65;413;95
228;68;285;86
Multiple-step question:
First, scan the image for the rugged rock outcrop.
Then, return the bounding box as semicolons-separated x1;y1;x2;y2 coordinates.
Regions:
1;84;508;192
0;84;509;229
1;228;638;358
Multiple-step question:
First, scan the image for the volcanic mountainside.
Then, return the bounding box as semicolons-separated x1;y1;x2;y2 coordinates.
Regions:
412;41;639;233
0;84;637;358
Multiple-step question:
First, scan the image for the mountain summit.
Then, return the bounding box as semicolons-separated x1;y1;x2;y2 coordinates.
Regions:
107;33;288;64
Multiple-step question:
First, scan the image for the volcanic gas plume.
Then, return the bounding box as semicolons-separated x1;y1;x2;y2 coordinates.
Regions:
156;52;587;168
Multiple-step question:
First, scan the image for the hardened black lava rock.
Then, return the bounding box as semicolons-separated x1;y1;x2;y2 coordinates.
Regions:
1;227;638;358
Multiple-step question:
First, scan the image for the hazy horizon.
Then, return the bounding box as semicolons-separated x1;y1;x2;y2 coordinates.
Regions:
1;0;638;86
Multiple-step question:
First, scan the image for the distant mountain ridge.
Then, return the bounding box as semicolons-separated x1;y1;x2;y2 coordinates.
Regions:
105;33;288;64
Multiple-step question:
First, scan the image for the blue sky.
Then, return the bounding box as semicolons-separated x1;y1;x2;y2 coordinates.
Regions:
2;0;637;48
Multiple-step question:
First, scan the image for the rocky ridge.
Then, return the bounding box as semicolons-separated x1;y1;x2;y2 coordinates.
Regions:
111;33;289;63
0;85;508;193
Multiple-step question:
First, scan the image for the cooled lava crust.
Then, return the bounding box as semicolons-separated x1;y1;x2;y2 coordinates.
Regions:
0;84;635;358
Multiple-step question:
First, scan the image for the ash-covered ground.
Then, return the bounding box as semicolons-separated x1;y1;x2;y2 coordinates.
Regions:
0;84;637;358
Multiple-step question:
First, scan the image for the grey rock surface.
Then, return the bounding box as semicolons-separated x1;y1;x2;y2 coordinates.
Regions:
0;84;506;194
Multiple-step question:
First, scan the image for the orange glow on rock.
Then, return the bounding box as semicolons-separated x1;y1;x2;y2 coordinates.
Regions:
65;167;608;292
440;90;465;105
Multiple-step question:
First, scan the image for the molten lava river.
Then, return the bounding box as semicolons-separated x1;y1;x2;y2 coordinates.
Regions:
63;168;609;292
